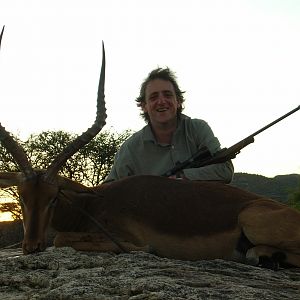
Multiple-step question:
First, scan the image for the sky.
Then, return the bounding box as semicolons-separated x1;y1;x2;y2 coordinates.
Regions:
0;0;299;178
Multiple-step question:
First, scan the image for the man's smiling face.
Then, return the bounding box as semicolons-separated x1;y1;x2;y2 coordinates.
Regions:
143;79;180;126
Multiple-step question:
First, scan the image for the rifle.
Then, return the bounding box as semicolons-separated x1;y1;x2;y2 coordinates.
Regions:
162;105;300;177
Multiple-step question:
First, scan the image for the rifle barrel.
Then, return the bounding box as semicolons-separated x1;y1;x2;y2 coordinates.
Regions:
250;105;300;138
161;105;299;176
0;26;5;50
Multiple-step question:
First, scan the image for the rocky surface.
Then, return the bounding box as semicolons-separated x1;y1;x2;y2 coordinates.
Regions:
0;247;300;299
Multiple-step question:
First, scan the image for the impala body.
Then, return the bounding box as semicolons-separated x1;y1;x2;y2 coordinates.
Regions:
1;26;300;270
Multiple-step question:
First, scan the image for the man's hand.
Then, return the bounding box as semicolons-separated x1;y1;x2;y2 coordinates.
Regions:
169;171;187;180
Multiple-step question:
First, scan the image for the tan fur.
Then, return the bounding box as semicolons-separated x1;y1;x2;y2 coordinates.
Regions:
122;220;242;260
1;172;300;269
54;232;150;253
239;199;300;253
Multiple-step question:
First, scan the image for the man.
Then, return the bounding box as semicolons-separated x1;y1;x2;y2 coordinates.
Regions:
106;68;234;182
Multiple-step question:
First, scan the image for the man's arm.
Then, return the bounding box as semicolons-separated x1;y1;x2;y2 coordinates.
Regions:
105;144;134;182
180;119;234;182
182;160;234;182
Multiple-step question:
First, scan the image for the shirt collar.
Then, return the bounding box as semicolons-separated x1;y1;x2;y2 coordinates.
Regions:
142;114;188;144
142;125;156;142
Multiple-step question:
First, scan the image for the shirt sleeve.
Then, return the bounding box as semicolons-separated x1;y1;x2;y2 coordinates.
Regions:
105;143;134;181
183;160;234;183
182;119;234;183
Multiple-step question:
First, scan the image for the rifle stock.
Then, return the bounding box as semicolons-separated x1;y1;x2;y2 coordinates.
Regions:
162;146;211;177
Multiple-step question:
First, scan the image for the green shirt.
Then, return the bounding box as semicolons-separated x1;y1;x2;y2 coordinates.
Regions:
106;115;234;182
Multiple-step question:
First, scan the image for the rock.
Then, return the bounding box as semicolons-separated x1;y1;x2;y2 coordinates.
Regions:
0;221;23;248
1;247;300;299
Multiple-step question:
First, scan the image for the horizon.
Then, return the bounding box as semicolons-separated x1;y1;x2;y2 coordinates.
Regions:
1;171;299;222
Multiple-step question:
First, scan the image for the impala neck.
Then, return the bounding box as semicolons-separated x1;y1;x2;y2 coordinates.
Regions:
51;190;97;232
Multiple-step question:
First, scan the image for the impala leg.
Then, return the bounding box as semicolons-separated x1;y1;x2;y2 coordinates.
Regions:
246;245;300;269
239;201;300;268
54;232;151;253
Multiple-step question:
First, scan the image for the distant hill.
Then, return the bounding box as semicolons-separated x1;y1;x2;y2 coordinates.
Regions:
231;173;300;203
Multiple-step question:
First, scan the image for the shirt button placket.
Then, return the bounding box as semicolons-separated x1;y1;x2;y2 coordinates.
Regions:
170;144;177;165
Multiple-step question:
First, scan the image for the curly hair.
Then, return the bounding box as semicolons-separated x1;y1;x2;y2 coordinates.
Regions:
135;68;186;123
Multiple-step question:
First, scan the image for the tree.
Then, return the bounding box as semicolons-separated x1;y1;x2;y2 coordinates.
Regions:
288;185;300;211
0;134;23;220
0;129;131;220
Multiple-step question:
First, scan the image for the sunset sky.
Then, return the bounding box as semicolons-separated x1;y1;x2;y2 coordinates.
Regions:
0;0;299;177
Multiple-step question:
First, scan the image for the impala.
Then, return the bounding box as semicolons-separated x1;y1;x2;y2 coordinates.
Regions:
1;26;300;270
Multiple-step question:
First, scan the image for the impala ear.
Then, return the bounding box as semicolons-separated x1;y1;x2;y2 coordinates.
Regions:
0;172;24;187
